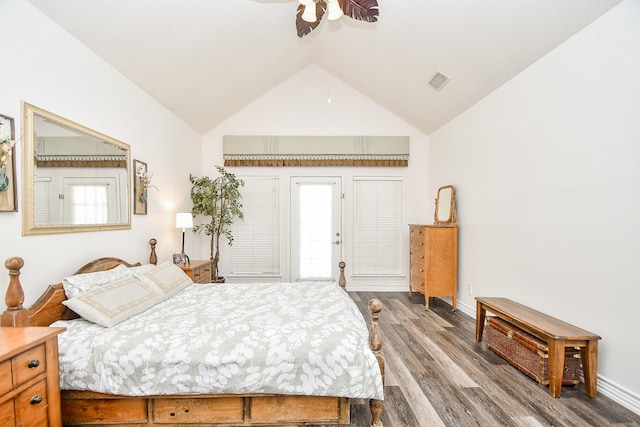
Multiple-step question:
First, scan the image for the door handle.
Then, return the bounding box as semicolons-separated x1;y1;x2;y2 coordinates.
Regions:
334;240;341;245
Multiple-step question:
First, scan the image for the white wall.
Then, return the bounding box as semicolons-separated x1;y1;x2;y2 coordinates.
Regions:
429;0;640;410
203;64;430;288
0;0;202;305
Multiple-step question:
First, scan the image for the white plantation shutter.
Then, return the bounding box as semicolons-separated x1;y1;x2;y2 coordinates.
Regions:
230;176;280;276
353;177;403;275
34;178;52;225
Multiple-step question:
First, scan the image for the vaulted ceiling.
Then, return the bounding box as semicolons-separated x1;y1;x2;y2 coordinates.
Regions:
28;0;621;135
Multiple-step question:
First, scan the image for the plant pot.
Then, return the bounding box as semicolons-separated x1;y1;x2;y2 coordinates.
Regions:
0;167;8;193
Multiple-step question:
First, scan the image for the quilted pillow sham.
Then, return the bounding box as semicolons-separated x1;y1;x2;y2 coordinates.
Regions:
62;276;164;327
134;261;193;297
62;264;132;299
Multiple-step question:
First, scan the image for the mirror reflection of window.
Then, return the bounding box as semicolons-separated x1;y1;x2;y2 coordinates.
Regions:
34;177;52;226
62;177;119;225
70;184;109;224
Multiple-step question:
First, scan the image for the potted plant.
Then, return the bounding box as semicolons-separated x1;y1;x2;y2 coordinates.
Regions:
190;165;244;282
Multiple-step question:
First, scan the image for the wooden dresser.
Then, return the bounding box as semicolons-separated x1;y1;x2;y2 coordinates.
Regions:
409;224;458;310
0;327;66;427
179;260;213;283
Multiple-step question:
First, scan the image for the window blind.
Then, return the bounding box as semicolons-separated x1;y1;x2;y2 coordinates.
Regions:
352;177;403;275
34;178;51;225
230;176;280;276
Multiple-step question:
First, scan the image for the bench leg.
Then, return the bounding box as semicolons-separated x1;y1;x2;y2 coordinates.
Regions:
582;340;599;398
548;339;566;398
475;302;486;342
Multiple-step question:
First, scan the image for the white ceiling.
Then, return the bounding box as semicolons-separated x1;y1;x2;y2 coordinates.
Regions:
28;0;621;135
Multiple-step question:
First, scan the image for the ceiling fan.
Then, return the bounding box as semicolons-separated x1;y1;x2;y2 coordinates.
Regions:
296;0;379;38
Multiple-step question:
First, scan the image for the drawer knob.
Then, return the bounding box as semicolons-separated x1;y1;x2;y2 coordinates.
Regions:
30;395;43;405
28;359;40;368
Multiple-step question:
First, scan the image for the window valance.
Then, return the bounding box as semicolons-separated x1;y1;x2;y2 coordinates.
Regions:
223;135;409;167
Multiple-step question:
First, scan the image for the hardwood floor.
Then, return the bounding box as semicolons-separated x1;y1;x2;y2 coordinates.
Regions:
328;292;640;427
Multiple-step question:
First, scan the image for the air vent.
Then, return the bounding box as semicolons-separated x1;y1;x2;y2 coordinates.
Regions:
428;72;450;91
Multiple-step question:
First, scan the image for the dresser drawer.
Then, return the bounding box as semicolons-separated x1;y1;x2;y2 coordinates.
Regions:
12;344;46;386
15;379;48;425
18;402;48;427
0;359;12;395
410;275;425;293
410;225;425;238
180;260;213;284
410;236;425;251
410;262;425;279
0;399;16;426
410;249;425;264
192;264;212;283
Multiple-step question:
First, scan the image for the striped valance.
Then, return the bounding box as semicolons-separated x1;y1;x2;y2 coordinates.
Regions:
223;135;409;167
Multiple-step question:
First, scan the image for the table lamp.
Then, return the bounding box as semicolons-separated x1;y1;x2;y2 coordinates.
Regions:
175;213;193;264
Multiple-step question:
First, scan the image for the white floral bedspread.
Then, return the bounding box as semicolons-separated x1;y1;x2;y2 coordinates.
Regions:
51;281;383;400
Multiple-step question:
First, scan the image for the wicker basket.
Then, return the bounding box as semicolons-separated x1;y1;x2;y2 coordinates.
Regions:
486;316;581;386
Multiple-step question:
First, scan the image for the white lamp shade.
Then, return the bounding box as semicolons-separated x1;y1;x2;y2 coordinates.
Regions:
327;0;343;20
175;213;193;230
301;3;317;23
298;0;315;5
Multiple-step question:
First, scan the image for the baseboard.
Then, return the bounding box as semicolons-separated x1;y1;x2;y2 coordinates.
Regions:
346;282;407;292
595;375;640;416
451;298;640;417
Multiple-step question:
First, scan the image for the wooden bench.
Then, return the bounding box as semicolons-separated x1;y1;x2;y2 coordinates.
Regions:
475;297;601;398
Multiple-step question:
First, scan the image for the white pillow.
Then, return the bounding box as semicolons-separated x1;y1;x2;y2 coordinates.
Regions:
62;264;132;299
127;263;158;275
134;261;193;297
62;276;164;327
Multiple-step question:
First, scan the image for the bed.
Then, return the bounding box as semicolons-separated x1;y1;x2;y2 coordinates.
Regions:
2;239;385;427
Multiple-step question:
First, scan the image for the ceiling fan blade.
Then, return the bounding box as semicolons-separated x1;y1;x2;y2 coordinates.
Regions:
338;0;379;22
296;1;327;38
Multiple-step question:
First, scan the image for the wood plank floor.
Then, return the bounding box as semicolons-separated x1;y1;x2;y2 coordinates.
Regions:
321;292;640;427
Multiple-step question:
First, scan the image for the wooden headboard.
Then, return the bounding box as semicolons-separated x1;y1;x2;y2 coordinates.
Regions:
1;238;157;327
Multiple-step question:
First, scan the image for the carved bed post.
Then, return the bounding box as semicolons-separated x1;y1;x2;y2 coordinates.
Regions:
149;238;158;265
338;261;346;291
2;257;28;327
368;298;384;427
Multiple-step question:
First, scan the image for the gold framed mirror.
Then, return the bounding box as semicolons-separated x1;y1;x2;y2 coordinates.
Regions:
434;185;456;225
22;102;131;235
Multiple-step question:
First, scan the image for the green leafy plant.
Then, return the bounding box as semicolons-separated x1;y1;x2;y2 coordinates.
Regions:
190;165;244;282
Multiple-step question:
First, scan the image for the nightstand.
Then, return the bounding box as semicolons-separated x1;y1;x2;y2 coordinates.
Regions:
178;260;213;283
0;327;66;427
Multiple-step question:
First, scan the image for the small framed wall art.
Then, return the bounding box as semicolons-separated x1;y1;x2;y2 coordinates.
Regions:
0;113;17;212
133;159;148;215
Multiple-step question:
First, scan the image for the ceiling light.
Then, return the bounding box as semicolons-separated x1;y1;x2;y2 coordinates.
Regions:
301;2;317;23
327;0;343;21
296;0;379;38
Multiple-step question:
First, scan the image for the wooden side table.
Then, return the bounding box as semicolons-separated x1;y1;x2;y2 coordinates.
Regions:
178;260;213;283
0;327;66;426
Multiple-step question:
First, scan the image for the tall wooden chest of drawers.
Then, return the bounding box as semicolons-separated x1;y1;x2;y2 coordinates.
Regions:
0;327;66;426
409;224;458;310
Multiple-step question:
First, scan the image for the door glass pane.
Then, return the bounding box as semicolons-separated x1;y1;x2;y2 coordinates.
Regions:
71;184;109;224
298;184;333;279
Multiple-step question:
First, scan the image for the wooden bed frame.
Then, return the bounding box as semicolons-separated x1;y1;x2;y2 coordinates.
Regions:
2;239;385;427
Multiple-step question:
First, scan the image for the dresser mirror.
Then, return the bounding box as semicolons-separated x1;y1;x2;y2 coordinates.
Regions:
22;102;131;235
434;185;456;225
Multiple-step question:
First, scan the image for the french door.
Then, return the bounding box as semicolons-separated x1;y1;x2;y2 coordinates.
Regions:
290;177;342;282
